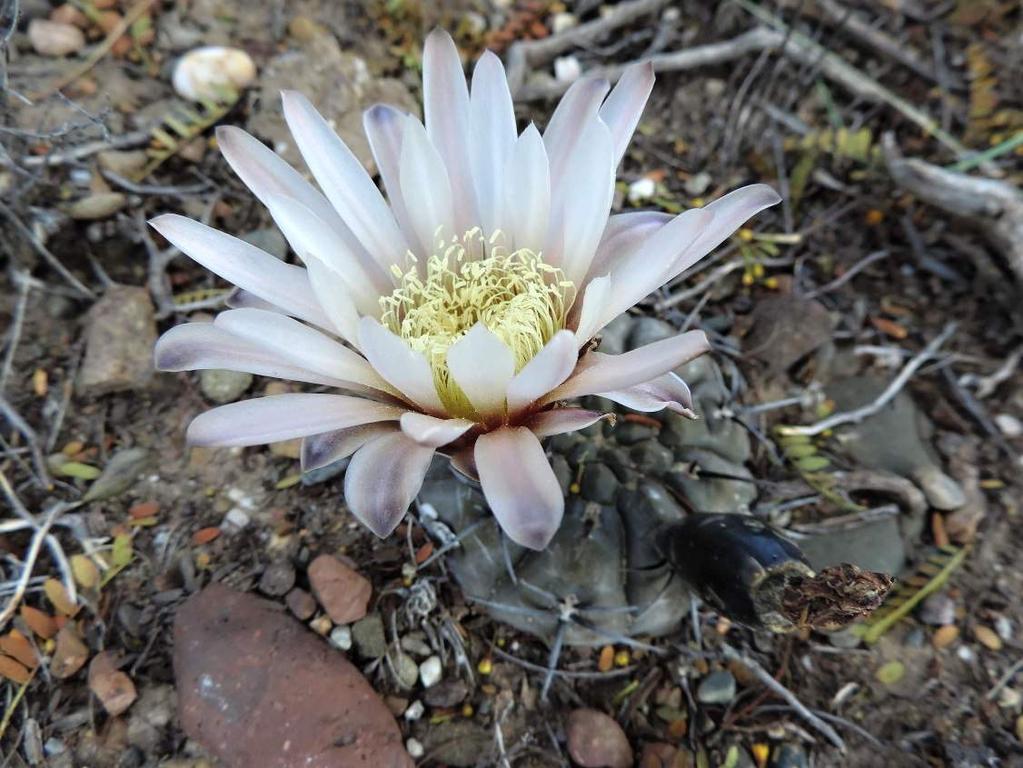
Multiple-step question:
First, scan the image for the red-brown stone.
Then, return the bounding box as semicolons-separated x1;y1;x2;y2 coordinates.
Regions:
307;554;372;624
173;583;411;768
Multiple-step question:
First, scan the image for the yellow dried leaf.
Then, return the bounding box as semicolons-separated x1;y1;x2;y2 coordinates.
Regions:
71;555;100;590
44;578;78;617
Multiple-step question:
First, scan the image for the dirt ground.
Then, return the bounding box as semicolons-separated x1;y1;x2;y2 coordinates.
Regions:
2;1;1023;766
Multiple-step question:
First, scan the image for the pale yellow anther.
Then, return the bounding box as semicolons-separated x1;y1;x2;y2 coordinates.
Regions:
380;231;575;419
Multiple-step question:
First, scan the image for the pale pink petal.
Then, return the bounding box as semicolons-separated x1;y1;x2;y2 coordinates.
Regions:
598;372;696;417
597;185;781;331
683;184;781;273
149;215;331;330
505;330;577;414
446;323;515;419
470;50;517;238
475;427;564;550
599;207;711;327
504;124;550;254
186;393;404;446
155;323;345;387
215;125;374;269
226;289;281;313
363;104;418;252
263;192;390;312
423;28;478;234
301;423;397;472
544;331;710;403
358;318;446;414
400;115;455;255
543;76;610;181
587;211;671;283
399;412;475;448
571;274;611;347
344;431;435;537
302;255;361;345
213;309;394;394
548;116;616;285
524;408;608;439
281;90;410;267
598;61;655;167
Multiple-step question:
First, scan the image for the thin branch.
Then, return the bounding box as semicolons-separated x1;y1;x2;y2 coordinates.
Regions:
722;645;846;752
778;323;957;437
0;198;95;298
0;502;69;631
505;0;668;93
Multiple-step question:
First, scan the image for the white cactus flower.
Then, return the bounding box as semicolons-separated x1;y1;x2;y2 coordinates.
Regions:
153;30;780;550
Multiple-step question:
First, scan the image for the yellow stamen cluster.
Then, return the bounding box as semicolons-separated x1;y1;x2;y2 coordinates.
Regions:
380;230;576;419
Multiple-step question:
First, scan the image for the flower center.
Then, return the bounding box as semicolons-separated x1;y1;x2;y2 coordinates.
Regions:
380;230;576;418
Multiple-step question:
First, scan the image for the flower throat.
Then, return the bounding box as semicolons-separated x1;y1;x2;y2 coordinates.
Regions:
380;229;576;419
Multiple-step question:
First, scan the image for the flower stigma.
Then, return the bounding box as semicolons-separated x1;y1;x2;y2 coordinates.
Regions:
380;229;576;419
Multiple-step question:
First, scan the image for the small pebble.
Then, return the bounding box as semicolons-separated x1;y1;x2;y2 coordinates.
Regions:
352;614;388;659
696;670;736;705
685;171;712;197
406;738;424;759
995;616;1013;641
419;655;442;688
285;588;316;620
627;177;656;204
329;625;352;651
222;507;250;531
404;700;424;721
28;19;85;56
998;687;1022;709
550;11;577;34
554;55;582;83
200;369;252;403
995;414;1022;438
918;592;956;626
423;679;469;708
173;46;257;101
957;646;975;662
566;708;633;768
258;561;295;597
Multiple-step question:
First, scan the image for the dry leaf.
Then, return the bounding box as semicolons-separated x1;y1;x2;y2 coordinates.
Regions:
71;554;100;591
44;578;79;617
51;626;89;679
975;625;1003;651
597;645;614;673
933;625;959;649
0;655;31;685
869;316;908;340
88;651;137;716
20;606;57;639
128;500;159;519
191;527;221;546
0;631;38;669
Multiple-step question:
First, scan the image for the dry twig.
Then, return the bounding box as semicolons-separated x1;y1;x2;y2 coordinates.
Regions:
722;645;846;752
777;323;957;437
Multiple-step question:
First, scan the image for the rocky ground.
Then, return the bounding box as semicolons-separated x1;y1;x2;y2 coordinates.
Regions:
2;1;1023;767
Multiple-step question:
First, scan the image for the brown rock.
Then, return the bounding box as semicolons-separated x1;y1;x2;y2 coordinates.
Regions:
174;583;411;768
307;554;372;624
566;708;633;768
285;587;317;620
28;19;85;57
247;35;418;174
78;285;157;396
742;295;835;374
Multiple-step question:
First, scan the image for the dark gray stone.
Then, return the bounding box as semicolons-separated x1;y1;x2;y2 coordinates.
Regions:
580;463;619;504
352;614;388;659
697;670;736;704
